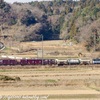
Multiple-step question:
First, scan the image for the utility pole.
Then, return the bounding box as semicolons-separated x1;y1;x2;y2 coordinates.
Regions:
41;34;43;65
37;48;38;58
94;33;96;52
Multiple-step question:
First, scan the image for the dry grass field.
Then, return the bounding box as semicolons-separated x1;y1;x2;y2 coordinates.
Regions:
0;66;100;100
1;40;99;59
0;40;100;100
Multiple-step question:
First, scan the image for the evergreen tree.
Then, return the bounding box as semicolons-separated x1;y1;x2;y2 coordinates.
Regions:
70;23;77;39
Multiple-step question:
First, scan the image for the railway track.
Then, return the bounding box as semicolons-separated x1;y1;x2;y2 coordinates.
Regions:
0;64;99;69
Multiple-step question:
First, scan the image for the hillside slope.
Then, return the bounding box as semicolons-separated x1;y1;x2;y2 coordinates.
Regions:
0;0;100;51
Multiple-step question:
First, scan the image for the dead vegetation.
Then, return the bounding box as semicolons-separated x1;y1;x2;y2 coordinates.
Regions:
0;67;100;99
0;40;99;60
0;75;21;81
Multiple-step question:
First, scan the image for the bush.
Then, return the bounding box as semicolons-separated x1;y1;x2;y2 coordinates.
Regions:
0;75;15;81
0;2;5;9
21;15;36;26
3;3;11;12
15;77;21;81
0;2;11;12
8;18;17;25
0;75;21;81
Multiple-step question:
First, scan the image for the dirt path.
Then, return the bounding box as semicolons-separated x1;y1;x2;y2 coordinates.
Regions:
0;90;100;96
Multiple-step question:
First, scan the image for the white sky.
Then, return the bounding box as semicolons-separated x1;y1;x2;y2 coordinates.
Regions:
5;0;51;3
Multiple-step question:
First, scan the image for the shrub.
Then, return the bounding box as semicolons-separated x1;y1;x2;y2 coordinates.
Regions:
21;15;36;26
0;2;5;9
8;18;17;25
0;75;21;81
0;75;15;81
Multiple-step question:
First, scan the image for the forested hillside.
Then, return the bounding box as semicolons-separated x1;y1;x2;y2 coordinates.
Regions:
0;0;100;51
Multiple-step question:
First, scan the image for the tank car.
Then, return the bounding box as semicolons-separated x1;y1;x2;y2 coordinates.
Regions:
80;59;91;65
67;59;80;65
92;58;100;64
55;59;67;66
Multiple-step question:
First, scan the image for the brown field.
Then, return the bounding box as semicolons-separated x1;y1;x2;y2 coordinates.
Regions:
0;66;100;100
1;40;100;59
0;40;100;100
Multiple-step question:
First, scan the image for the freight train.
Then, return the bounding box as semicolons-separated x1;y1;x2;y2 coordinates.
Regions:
0;58;100;66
